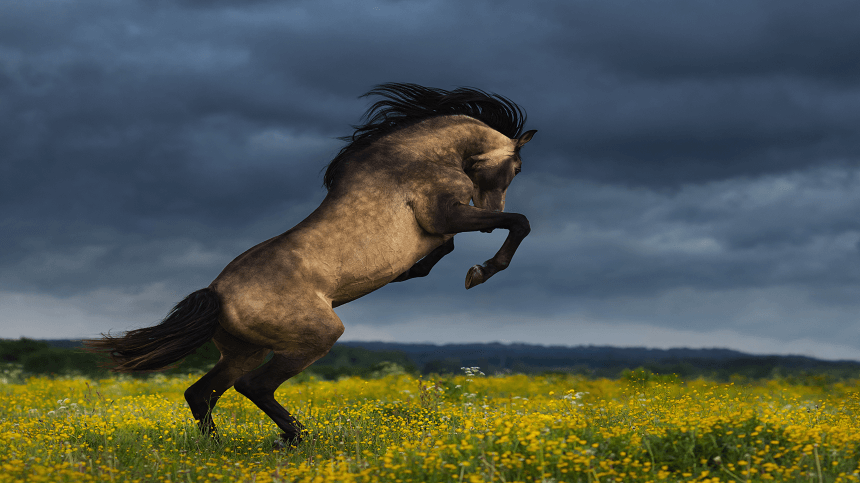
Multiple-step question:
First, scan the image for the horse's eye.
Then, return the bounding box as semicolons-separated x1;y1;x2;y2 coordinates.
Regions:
514;167;522;175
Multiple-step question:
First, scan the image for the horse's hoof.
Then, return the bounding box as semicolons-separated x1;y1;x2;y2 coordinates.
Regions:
466;265;485;289
272;439;289;450
273;431;303;450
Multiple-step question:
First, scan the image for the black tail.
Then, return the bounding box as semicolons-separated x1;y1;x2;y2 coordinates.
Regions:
83;288;221;372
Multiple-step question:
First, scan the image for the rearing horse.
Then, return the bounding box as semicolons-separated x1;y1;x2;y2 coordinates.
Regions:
85;83;536;446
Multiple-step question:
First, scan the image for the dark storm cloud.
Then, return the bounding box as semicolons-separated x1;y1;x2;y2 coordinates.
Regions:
551;2;860;82
2;0;859;358
533;1;860;185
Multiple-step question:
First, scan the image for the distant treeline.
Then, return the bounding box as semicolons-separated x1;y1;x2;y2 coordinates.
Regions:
0;338;415;380
2;338;859;383
342;341;860;383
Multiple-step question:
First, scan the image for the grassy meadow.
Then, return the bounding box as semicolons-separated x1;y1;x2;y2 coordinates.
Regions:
1;368;860;482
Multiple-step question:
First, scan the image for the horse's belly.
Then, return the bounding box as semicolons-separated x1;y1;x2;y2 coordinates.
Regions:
325;232;446;306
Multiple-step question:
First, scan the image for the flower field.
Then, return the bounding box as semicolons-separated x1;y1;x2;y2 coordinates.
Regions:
1;369;859;482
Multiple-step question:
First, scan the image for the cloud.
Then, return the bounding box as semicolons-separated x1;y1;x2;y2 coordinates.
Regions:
0;283;178;339
508;167;860;296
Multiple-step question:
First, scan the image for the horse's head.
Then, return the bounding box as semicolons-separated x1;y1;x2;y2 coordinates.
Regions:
465;129;536;213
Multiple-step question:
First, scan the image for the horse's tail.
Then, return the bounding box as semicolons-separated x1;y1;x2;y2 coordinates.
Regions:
83;288;221;372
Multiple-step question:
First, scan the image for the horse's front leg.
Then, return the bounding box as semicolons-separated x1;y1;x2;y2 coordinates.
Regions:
391;238;455;282
432;202;530;289
463;212;530;289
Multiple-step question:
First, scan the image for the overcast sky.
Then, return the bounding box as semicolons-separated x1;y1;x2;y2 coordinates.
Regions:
3;0;860;360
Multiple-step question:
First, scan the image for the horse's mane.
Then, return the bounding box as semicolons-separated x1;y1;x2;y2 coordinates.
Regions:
323;83;527;190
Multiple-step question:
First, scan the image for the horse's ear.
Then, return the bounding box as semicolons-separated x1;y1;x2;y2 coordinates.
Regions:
516;130;537;149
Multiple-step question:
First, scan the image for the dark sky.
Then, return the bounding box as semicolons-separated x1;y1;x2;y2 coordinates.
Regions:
3;0;860;360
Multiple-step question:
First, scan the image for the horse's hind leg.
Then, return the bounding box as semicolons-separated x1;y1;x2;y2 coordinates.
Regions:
227;292;344;447
234;350;331;447
184;329;269;438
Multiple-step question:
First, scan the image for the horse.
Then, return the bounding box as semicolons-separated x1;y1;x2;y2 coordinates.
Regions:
84;82;537;447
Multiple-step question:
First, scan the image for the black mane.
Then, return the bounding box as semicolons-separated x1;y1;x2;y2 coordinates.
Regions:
323;83;527;190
